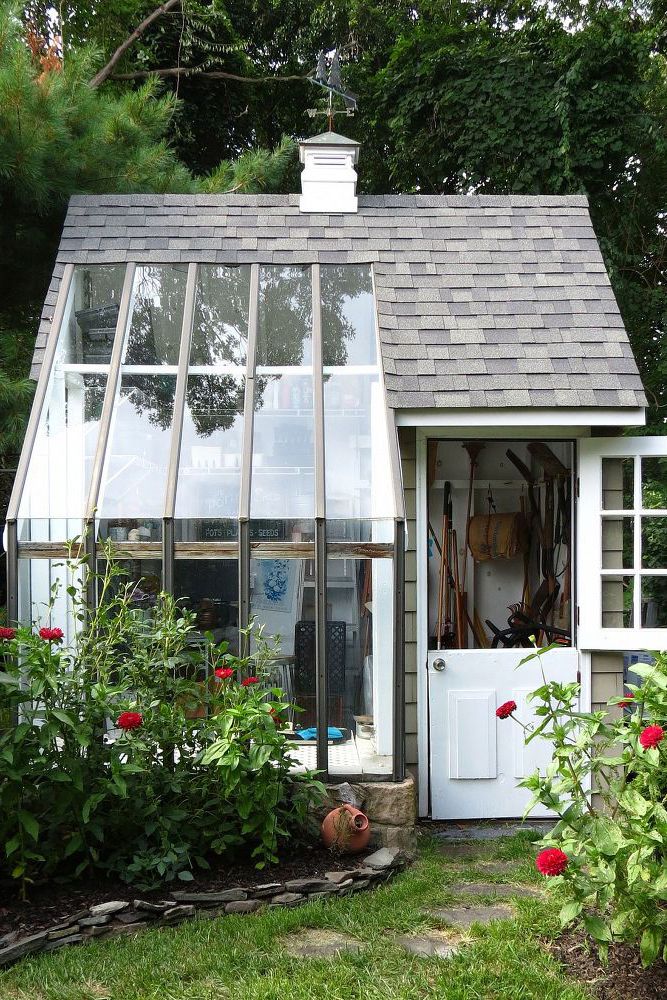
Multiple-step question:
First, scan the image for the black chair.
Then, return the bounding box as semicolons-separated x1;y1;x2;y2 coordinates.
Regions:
294;620;346;726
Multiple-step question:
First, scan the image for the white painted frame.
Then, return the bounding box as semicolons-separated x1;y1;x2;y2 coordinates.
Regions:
414;425;595;817
578;436;667;651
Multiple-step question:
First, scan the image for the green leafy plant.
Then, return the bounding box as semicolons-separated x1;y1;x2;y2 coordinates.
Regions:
0;548;324;896
502;643;667;966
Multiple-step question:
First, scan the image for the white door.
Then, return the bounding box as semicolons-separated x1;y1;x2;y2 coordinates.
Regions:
428;646;579;820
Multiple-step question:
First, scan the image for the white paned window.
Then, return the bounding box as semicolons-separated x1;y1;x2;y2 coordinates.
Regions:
578;437;667;649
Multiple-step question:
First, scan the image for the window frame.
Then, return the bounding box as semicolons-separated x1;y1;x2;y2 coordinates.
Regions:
578;436;667;650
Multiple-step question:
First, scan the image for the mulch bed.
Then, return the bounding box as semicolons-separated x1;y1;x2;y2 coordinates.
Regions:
0;844;353;940
550;928;667;1000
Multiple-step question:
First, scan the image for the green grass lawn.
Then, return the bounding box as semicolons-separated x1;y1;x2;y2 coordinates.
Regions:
0;832;592;1000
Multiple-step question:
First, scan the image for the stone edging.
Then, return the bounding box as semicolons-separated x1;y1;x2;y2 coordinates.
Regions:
0;847;405;968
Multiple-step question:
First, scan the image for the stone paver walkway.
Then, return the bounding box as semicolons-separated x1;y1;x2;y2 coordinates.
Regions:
428;904;514;928
283;929;363;958
449;881;542;899
392;930;462;959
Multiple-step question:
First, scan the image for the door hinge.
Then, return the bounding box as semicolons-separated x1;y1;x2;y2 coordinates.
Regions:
577;605;580;626
577;669;581;685
575;475;580;499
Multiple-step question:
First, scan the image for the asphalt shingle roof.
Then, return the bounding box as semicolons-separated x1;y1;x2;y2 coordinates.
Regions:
32;193;646;410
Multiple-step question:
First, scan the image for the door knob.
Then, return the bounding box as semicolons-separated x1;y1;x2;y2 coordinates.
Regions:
432;657;446;672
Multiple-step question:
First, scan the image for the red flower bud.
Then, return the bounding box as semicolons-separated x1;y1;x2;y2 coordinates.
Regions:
639;725;664;750
241;676;259;687
535;848;569;877
618;693;635;709
0;627;16;640
496;700;517;719
116;711;143;731
39;627;64;642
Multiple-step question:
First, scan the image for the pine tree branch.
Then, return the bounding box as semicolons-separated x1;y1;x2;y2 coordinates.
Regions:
111;66;311;84
89;0;183;89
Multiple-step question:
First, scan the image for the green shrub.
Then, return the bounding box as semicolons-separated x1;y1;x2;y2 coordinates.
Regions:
508;644;667;966
0;552;324;895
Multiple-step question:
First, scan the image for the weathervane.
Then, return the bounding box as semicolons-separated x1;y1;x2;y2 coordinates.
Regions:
307;49;357;130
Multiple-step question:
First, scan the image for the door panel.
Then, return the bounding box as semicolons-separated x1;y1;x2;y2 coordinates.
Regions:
429;647;578;820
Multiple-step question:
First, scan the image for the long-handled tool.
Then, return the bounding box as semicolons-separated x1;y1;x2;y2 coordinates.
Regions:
460;442;485;648
436;482;454;649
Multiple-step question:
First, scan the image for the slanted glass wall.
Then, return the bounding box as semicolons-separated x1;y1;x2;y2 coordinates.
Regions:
6;261;405;780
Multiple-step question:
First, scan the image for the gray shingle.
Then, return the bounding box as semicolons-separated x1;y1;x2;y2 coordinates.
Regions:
31;192;646;411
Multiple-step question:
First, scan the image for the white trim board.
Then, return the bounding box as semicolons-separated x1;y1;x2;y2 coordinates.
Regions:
395;407;646;429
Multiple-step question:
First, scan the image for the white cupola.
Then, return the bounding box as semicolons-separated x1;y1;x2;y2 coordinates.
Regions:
299;131;360;214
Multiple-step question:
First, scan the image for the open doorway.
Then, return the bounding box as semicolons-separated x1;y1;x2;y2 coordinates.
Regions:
427;439;574;651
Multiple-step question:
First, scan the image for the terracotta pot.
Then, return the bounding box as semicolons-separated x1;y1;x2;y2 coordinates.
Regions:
321;804;371;854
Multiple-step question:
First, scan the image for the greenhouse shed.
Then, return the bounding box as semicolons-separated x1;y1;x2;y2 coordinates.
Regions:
6;131;667;823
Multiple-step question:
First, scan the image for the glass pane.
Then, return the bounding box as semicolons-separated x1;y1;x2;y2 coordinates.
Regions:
123;265;188;366
18;558;82;644
190;265;250;366
602;575;633;628
641;457;667;510
97;520;162;543
321;264;377;366
98;374;176;520
642;577;667;627
174;374;245;519
175;519;238;542
326;555;394;776
602;517;634;570
174;559;239;652
602;457;634;510
250;373;315;519
249;520;315;543
256;266;312;366
642;516;667;570
65;265;126;365
18;374;106;539
249;557;315;765
96;558;162;611
324;373;394;519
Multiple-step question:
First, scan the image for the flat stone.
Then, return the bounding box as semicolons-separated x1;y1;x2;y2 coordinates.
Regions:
79;914;112;927
393;930;461;959
85;925;112;938
44;933;82;951
250;882;284;897
0;931;19;947
433;821;552;842
171;889;246;904
225;900;262;914
270;892;304;907
450;881;541;899
48;910;89;930
163;905;196;921
285;878;333;893
283;929;363;958
429;904;514;928
0;931;48;965
47;924;80;940
325;871;357;883
350;878;370;890
116;910;150;924
89;900;129;917
105;922;148;938
363;847;402;870
474;861;518;874
134;899;172;914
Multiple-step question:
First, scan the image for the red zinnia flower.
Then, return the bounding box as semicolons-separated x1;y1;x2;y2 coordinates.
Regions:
618;693;635;709
496;700;517;720
0;627;16;640
639;725;664;750
270;708;285;728
39;627;64;642
214;667;234;681
535;848;569;877
241;676;259;687
116;711;143;731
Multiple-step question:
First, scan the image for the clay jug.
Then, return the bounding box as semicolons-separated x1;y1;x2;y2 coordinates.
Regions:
321;804;371;854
